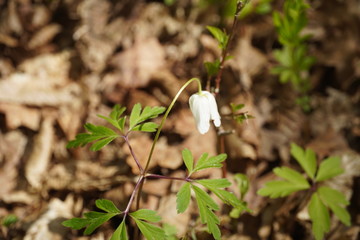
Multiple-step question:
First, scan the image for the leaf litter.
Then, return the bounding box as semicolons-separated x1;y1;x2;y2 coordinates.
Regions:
0;0;359;239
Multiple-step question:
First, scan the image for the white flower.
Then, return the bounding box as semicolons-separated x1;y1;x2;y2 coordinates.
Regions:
189;91;221;134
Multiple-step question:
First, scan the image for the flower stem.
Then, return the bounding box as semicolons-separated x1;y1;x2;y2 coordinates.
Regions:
143;77;202;173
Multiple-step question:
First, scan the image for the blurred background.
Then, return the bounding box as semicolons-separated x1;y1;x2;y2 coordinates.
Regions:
0;0;359;239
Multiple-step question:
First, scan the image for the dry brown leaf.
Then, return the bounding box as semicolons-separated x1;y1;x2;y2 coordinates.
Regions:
0;103;40;130
157;194;191;237
31;5;51;29
24;198;73;240
0;131;27;198
110;38;166;88
228;27;268;90
124;134;181;174
25;114;55;189
0;52;82;106
27;24;62;49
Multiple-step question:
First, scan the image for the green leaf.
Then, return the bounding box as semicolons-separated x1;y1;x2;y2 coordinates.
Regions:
192;185;219;211
111;219;128;240
129;103;142;129
193;153;227;172
206;26;229;50
234;173;249;198
67;123;118;151
62;211;119;235
204;60;220;76
90;136;118;151
308;193;330;240
62;218;91;230
182;148;194;174
163;223;177;240
196;178;231;189
2;214;18;227
119;117;126;131
132;122;159;132
257;177;310;198
95;199;121;214
129;104;165;131
318;187;351;226
315;156;344;182
97;105;126;132
138;106;166;123
132;218;166;240
197;179;250;213
193;185;221;240
230;103;245;112
129;209;161;223
176;182;191;213
290;143;317;179
273;167;310;188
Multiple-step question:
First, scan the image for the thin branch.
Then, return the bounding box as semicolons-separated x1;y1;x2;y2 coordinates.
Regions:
123;176;144;215
214;1;247;94
123;134;144;174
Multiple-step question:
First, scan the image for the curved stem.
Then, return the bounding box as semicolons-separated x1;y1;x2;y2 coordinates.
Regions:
143;78;202;173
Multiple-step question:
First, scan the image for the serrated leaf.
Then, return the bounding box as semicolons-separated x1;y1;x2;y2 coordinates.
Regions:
315;156;344;182
137;106;166;123
67;123;118;151
193;187;221;240
132;218;166;240
197;180;250;212
63;211;118;235
110;104;126;120
90;136;117;151
177;182;191;213
111;219;128;240
257;180;309;198
308;193;330;240
132;122;159;132
273;167;310;188
318;186;351;226
196;179;231;189
192;185;219;211
84;213;118;235
129;209;161;223
62;218;91;230
182;148;194;174
119;117;126;131
95;199;121;214
193;153;227;172
290;143;316;179
129;103;142;129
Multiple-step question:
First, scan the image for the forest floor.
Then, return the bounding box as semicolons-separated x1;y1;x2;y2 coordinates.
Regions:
0;0;359;239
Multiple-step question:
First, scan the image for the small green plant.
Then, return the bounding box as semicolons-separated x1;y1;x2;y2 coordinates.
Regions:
62;78;250;240
2;214;18;227
258;143;351;240
271;0;316;112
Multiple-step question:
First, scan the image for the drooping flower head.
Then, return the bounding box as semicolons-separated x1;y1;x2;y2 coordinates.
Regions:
189;91;221;134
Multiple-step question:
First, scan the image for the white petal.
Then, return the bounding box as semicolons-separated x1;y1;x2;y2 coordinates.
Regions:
203;91;221;127
189;93;211;134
